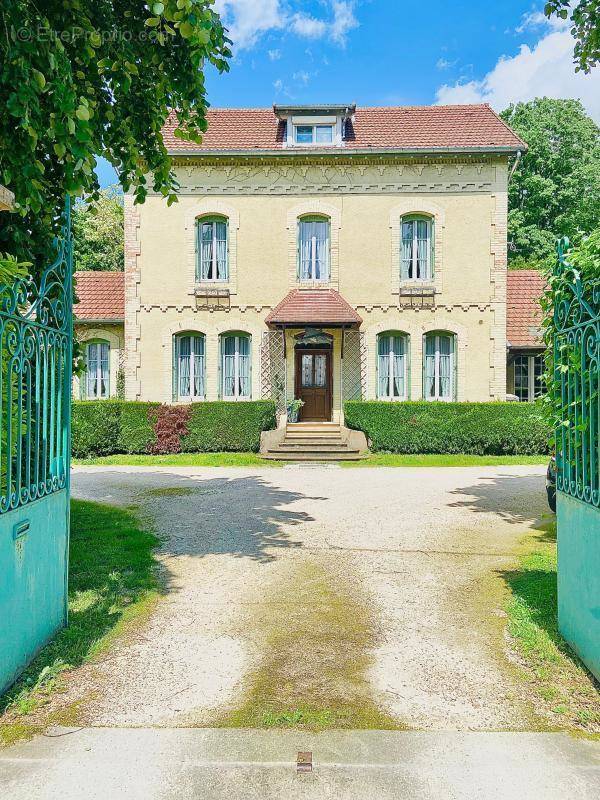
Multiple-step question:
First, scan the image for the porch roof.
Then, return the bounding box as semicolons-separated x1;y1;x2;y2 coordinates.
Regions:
265;289;362;326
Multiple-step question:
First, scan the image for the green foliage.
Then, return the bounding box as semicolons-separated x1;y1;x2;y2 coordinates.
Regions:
545;1;600;72
72;186;124;271
501;99;600;268
540;231;600;443
182;401;277;452
71;400;276;457
344;401;551;455
71;400;122;458
0;1;231;273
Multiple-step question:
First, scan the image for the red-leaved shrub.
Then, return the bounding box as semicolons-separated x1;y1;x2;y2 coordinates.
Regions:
148;404;190;454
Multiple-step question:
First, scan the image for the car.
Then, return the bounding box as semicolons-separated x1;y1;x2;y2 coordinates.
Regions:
546;456;556;513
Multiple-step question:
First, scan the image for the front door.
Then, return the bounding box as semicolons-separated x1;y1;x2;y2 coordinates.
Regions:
295;349;332;421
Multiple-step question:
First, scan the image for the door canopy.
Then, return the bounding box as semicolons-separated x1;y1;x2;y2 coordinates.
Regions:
265;289;362;327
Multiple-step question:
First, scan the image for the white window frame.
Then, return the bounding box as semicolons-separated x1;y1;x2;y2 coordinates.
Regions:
85;340;110;399
222;334;251;401
298;217;330;282
425;334;454;402
513;353;544;402
294;124;334;145
377;334;408;401
401;216;433;282
197;216;228;281
176;334;205;401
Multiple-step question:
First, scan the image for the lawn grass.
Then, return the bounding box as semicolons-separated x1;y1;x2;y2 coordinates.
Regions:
0;500;160;746
74;452;548;468
218;560;403;731
503;522;600;734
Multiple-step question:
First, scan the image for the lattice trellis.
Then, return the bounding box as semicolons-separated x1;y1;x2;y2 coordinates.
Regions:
342;329;367;402
260;330;287;414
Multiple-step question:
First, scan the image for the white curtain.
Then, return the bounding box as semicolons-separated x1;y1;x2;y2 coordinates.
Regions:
199;219;228;280
178;336;191;397
439;335;452;399
100;343;109;398
425;335;437;399
86;341;109;399
416;219;430;280
192;335;205;398
237;335;250;398
392;336;405;398
401;221;413;280
86;345;98;398
377;335;391;398
299;220;329;280
223;335;236;398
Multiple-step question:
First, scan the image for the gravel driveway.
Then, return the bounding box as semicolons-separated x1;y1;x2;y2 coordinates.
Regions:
71;464;547;730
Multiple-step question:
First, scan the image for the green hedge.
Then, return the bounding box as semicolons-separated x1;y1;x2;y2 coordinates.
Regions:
344;401;551;455
72;400;276;458
181;401;277;453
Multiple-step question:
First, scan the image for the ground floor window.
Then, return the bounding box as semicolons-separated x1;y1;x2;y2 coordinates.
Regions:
84;340;109;399
377;333;408;400
221;333;251;400
424;333;455;401
512;353;544;402
175;333;205;400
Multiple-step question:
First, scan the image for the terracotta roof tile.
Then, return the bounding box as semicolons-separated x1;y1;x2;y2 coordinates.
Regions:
162;104;526;153
74;271;124;320
507;270;547;348
266;289;362;325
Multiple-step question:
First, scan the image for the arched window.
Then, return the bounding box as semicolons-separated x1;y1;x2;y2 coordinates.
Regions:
84;340;110;399
221;333;251;400
174;333;205;400
377;333;408;400
424;332;455;401
401;214;434;281
298;215;330;281
196;215;228;281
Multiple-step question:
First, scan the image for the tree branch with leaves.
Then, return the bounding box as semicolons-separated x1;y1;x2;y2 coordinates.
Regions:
0;0;231;272
546;0;600;71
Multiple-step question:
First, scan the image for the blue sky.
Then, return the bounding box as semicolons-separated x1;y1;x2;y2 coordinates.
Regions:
96;0;600;187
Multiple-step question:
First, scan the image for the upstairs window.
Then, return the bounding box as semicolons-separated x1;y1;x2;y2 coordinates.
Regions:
377;333;408;400
175;333;205;401
196;216;228;281
401;215;433;281
298;217;330;281
294;124;334;144
424;333;455;401
221;334;251;400
84;340;109;399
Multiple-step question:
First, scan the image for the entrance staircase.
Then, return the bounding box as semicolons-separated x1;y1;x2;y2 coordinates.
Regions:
261;422;367;462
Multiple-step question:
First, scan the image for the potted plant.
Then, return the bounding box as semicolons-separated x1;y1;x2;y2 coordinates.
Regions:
286;398;304;423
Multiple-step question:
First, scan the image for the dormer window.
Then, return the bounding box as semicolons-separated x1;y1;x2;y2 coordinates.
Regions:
274;104;355;149
294;124;334;145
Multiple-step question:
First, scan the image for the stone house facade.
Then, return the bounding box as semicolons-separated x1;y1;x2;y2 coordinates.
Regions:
75;103;529;423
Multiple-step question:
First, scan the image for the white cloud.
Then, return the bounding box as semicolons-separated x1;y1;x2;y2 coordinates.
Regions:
273;78;283;91
214;0;284;49
290;13;328;39
515;10;570;34
436;57;458;70
268;48;282;61
215;0;358;50
293;70;312;85
436;22;600;122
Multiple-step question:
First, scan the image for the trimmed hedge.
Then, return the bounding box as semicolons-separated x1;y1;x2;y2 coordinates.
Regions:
344;401;550;455
72;400;276;458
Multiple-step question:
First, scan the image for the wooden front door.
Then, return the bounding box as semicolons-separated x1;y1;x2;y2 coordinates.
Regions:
295;349;332;421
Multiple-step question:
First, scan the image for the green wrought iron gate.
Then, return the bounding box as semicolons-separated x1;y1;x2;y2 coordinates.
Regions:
0;200;73;693
553;236;600;681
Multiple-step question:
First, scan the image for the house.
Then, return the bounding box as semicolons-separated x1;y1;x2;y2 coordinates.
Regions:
506;270;546;402
73;271;125;399
74;102;529;421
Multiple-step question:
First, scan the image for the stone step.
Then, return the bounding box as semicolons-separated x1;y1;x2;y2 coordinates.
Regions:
281;438;345;446
270;444;359;453
262;451;365;462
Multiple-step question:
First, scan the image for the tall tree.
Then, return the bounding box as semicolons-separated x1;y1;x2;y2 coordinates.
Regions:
501;98;600;268
545;1;600;71
72;186;124;271
0;1;230;272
